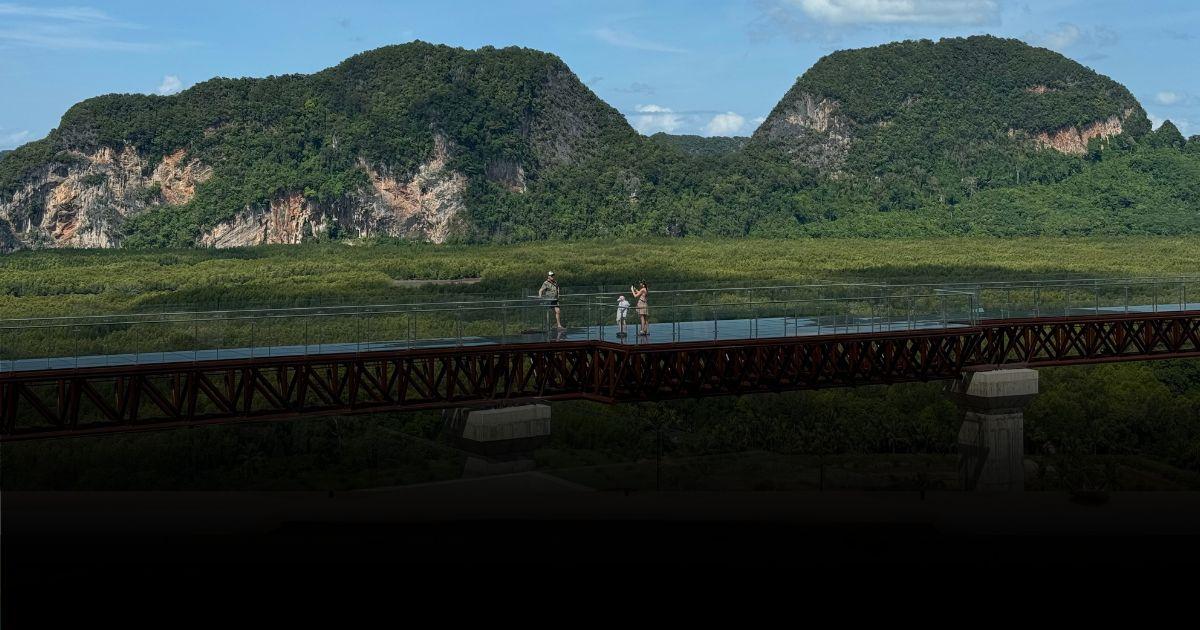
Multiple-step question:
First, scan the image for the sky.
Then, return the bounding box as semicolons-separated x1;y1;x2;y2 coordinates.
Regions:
1;0;1198;150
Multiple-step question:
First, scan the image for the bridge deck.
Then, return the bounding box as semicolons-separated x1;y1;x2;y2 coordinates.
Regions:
3;305;1199;440
0;315;954;373
3;302;1197;374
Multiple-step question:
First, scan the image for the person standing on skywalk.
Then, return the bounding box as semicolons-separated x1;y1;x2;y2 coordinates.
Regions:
631;280;649;336
538;271;565;330
616;294;630;337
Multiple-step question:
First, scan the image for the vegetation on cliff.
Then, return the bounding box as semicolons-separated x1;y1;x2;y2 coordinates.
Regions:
751;36;1153;211
648;133;750;157
1;42;637;246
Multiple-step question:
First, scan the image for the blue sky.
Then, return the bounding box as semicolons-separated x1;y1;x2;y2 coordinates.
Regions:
1;0;1197;149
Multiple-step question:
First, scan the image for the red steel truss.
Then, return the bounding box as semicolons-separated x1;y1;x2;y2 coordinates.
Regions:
3;310;1198;440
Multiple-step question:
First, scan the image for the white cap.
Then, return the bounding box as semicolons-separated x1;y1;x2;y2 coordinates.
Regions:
547;271;555;276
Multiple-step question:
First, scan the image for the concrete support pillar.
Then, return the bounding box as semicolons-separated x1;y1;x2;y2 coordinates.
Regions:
946;369;1038;492
444;404;552;477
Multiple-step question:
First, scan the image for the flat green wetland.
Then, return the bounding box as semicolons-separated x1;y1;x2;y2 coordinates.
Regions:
3;237;1198;318
3;237;1199;493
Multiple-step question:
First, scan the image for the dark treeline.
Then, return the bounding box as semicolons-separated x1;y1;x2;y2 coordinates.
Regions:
3;360;1197;491
476;126;1200;240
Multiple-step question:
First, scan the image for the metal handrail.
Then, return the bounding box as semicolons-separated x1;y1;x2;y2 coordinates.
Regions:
3;278;1194;332
5;276;1195;326
3;277;1197;372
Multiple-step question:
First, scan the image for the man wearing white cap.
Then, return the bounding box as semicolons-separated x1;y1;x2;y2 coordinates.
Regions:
538;271;564;330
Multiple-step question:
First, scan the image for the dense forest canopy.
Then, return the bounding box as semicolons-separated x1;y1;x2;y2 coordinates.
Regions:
1;36;1197;249
774;36;1147;132
648;133;751;157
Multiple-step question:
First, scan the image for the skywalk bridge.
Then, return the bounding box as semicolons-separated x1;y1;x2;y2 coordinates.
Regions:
3;277;1198;440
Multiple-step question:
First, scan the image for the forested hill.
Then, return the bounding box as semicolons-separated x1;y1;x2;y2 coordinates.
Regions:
0;42;641;249
1;36;1198;252
752;36;1149;179
737;35;1200;238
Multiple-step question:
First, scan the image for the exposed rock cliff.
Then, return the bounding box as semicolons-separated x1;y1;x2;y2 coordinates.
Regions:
198;194;323;248
198;135;467;248
0;144;210;250
356;136;468;243
154;149;214;204
1;134;470;251
752;91;854;172
1029;112;1128;155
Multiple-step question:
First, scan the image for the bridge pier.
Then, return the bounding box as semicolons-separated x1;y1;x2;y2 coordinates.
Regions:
444;404;552;477
946;369;1039;492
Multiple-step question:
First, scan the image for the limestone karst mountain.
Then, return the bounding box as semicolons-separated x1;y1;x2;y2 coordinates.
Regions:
0;42;637;250
750;36;1150;175
2;36;1195;251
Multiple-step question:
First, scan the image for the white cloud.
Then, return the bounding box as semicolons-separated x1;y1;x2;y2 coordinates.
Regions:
0;128;31;149
1156;92;1181;106
1025;23;1119;52
1093;26;1119;47
1147;113;1193;136
156;75;183;95
1153;91;1196;107
751;0;999;43
1029;22;1081;50
613;81;656;95
630;104;684;134
790;0;999;25
594;27;689;54
0;3;176;52
0;3;127;25
703;112;747;136
0;25;159;51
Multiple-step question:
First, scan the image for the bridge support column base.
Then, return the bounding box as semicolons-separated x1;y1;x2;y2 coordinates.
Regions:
947;369;1038;492
447;404;552;458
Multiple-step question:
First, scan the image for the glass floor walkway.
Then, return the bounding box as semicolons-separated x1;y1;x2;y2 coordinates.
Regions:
5;300;1198;374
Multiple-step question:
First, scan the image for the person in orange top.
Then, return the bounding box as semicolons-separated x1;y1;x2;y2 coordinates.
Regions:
630;280;649;336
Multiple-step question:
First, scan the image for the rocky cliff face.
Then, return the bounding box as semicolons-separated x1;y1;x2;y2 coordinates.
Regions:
198;134;467;248
153;149;214;204
356;135;468;243
198;194;326;248
527;63;631;167
752;91;854;172
0;145;211;250
0;133;472;251
1028;111;1131;155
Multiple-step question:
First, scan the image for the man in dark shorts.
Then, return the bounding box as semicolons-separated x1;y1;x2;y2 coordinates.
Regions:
538;271;564;329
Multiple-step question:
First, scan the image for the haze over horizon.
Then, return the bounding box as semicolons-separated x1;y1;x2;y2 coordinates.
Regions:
1;0;1197;150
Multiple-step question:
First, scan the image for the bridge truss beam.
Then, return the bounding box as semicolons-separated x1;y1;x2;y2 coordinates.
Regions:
3;311;1198;440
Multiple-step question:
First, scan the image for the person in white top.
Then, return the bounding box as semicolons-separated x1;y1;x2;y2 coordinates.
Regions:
616;295;630;337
